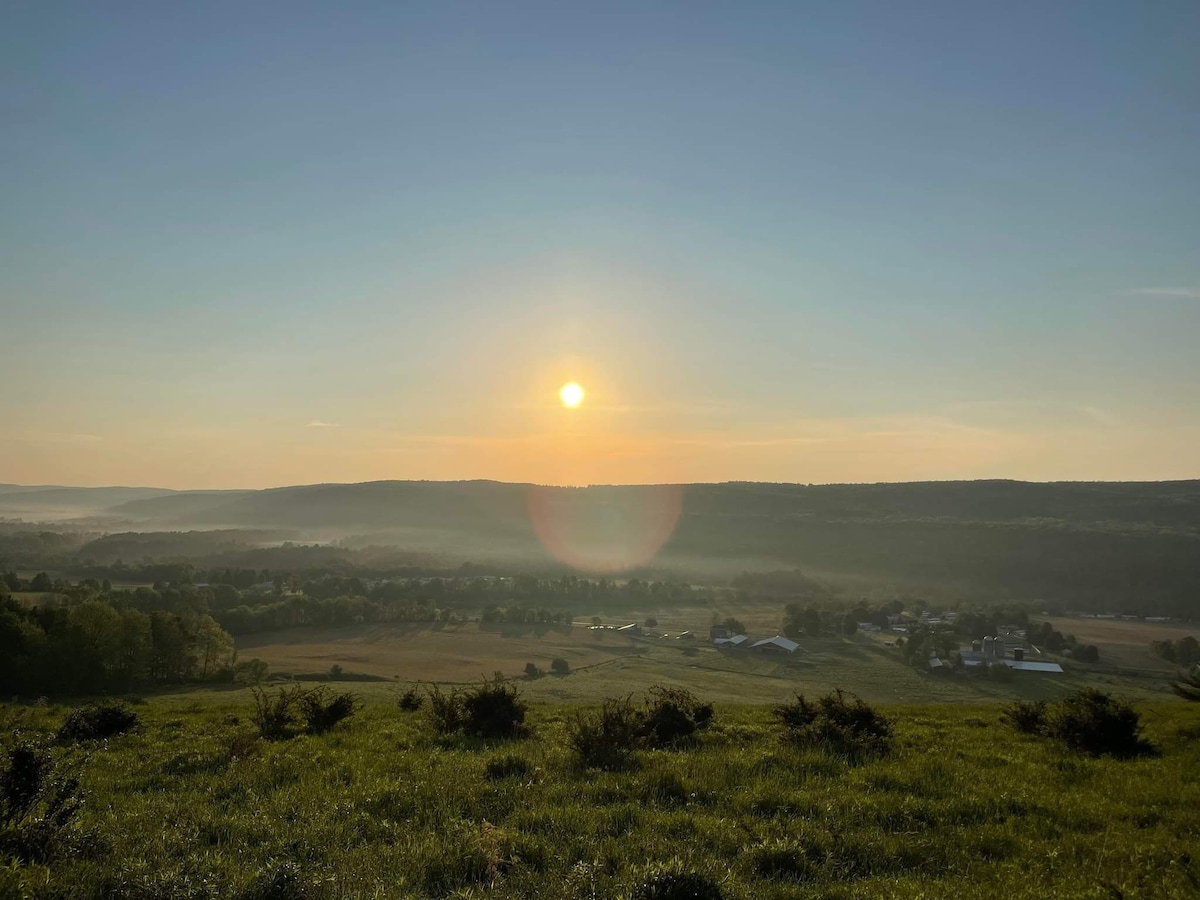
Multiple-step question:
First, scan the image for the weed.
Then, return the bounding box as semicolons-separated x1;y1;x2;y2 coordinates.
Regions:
297;688;361;735
567;697;644;771
0;742;85;863
427;677;529;740
397;687;424;712
773;689;892;760
57;703;139;743
250;686;306;741
1001;700;1048;735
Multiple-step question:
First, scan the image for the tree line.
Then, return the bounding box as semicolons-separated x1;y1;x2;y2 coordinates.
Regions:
0;594;235;697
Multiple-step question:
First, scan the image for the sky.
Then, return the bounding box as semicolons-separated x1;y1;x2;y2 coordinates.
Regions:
2;1;1198;489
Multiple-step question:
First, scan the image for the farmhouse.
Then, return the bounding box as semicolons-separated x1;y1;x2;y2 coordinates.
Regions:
750;635;799;654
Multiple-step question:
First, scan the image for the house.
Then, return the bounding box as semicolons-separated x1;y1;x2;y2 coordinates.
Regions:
750;635;799;654
714;634;749;648
927;656;947;672
616;623;642;635
709;625;730;641
676;631;694;640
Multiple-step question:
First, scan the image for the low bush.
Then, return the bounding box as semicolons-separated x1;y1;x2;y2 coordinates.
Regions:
427;676;528;740
642;686;713;748
397;687;424;712
250;686;306;741
568;697;644;771
1044;689;1153;758
57;703;139;743
524;662;541;679
1001;700;1047;735
550;658;570;675
0;742;85;863
773;690;892;760
298;687;361;735
568;687;716;769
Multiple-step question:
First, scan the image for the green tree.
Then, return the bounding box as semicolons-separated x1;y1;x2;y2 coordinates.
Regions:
30;572;53;593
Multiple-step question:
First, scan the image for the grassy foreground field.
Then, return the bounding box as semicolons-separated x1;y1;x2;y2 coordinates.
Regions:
3;690;1199;899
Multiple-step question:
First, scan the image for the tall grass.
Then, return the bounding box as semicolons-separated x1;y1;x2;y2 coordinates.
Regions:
0;692;1196;898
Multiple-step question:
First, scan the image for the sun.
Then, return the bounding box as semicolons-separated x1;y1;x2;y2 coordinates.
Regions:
559;382;585;408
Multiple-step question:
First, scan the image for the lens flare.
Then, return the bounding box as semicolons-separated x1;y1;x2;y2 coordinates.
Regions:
526;484;684;573
559;382;585;408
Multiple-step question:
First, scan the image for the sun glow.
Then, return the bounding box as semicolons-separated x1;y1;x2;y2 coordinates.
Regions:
559;382;585;408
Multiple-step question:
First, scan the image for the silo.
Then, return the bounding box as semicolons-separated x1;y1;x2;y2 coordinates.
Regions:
994;639;1005;660
1013;647;1025;662
972;640;983;654
983;636;995;659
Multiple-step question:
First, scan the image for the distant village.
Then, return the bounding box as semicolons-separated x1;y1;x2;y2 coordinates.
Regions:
591;609;1068;675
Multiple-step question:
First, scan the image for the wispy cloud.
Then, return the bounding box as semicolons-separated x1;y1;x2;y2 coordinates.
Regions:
305;421;341;428
1129;287;1200;299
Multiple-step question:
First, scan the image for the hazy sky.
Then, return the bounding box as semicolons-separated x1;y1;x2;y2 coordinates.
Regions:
3;1;1198;488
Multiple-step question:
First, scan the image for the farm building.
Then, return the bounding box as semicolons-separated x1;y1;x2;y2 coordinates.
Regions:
750;635;799;654
616;623;642;635
713;634;749;648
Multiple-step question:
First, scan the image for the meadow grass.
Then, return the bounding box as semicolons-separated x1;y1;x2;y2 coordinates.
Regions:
3;692;1198;899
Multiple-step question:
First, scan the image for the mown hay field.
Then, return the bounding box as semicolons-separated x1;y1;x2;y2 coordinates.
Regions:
235;622;641;683
236;623;1178;706
3;691;1198;899
1046;616;1197;672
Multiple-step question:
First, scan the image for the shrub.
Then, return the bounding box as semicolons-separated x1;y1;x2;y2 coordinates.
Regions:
250;686;306;741
1044;689;1153;758
550;658;570;675
568;687;716;768
460;677;528;739
773;690;892;760
0;743;84;863
426;686;466;735
632;872;723;900
57;704;139;743
484;754;533;781
298;687;361;735
427;677;528;740
1001;700;1047;735
397;687;424;711
568;697;644;771
524;662;541;679
641;686;714;748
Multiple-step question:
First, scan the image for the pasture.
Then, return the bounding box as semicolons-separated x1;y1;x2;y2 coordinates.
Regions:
236;623;1178;706
3;692;1198;898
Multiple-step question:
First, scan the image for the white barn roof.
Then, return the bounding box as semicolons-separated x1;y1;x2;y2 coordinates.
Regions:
750;635;799;653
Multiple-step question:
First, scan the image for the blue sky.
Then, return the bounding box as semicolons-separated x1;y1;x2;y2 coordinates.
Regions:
2;1;1198;488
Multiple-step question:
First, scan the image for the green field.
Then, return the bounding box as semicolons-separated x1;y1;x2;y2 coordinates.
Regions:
3;690;1198;899
237;622;1179;706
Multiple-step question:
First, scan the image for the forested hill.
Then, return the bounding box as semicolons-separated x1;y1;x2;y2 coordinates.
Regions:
2;479;1198;613
50;478;1200;534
